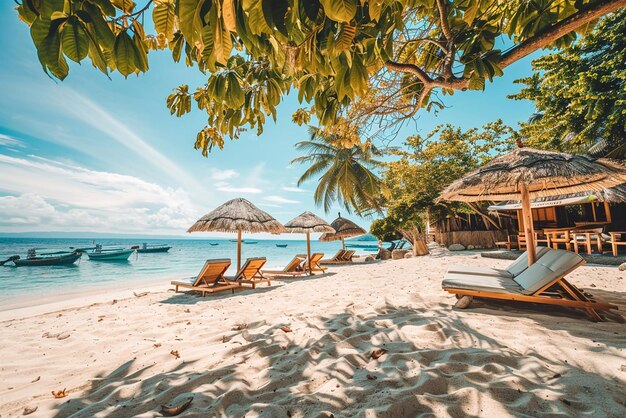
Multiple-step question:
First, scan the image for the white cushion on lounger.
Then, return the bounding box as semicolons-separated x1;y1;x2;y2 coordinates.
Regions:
442;273;524;294
446;247;550;279
513;249;584;295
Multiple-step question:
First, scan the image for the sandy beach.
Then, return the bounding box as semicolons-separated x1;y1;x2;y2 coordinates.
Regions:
1;253;625;417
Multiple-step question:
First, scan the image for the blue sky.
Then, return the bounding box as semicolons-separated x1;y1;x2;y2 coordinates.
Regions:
0;3;540;237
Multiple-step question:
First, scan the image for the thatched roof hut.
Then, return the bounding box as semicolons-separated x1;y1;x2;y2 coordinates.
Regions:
439;145;626;265
284;212;335;234
188;198;286;234
439;147;626;202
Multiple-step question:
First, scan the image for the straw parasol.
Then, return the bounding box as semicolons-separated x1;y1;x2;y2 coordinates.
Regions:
319;213;367;249
284;211;335;273
188;198;286;270
439;142;626;265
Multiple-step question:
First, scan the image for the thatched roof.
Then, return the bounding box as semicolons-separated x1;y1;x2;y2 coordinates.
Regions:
187;198;286;234
284;211;335;234
439;146;626;202
319;214;366;241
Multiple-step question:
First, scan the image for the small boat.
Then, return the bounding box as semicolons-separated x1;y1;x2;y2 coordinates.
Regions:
1;249;82;267
244;241;258;244
135;243;171;253
87;244;134;261
229;239;238;242
275;244;288;248
210;243;219;246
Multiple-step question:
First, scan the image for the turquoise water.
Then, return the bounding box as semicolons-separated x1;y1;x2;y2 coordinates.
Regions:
0;238;373;306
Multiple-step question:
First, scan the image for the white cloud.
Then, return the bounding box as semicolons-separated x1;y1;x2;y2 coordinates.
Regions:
282;186;308;193
0;133;25;148
0;155;197;233
209;168;239;181
215;181;263;194
263;195;300;204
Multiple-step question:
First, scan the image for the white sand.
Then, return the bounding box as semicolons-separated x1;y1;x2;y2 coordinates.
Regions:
1;253;625;417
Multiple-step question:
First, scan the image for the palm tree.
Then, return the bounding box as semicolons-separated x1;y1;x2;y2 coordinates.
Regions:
291;126;387;216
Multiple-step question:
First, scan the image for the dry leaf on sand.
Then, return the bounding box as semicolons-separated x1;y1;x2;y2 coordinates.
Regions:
23;406;38;415
232;323;248;331
280;326;292;333
133;291;148;297
170;350;180;359
370;349;388;360
159;396;193;416
51;388;67;398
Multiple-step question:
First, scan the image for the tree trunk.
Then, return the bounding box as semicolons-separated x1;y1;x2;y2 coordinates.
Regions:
400;227;430;256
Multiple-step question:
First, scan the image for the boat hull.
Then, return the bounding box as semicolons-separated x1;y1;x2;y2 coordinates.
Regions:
87;249;134;261
136;246;171;253
14;252;82;266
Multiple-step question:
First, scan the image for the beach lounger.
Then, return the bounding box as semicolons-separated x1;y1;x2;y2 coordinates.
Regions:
262;256;307;277
171;258;238;296
320;249;356;265
442;248;618;321
319;250;346;265
227;257;269;288
446;247;551;279
302;252;327;274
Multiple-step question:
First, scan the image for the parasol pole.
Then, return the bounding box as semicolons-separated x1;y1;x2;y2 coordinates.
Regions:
341;237;345;250
306;231;312;275
237;228;242;271
519;182;537;265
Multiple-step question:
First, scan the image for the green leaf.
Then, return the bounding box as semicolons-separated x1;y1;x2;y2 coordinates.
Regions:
226;72;245;107
40;0;66;19
133;33;149;72
113;31;137;76
84;3;115;50
213;15;232;64
38;30;69;80
320;0;357;23
335;23;356;52
171;33;185;62
368;0;382;21
301;0;321;20
30;17;52;48
62;16;90;62
178;0;204;45
262;0;288;36
153;0;177;40
86;0;116;17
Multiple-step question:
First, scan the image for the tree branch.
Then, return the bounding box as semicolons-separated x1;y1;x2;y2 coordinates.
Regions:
497;0;626;69
436;0;453;43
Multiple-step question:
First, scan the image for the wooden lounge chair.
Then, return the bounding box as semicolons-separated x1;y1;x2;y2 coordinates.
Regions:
442;248;618;321
319;250;346;265
262;256;307;277
303;252;327;273
320;250;356;265
171;258;238;296
227;257;269;289
447;247;551;279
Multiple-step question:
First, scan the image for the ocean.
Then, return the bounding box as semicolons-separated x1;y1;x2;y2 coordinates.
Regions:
0;238;376;309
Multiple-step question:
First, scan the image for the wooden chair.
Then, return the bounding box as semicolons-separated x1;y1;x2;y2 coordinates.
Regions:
534;230;551;247
171;259;238;296
608;231;626;256
570;228;604;255
545;228;573;251
442;248;618;321
262;256;307;278
319;250;346;265
303;252;327;273
342;250;356;261
495;235;518;251
228;257;269;289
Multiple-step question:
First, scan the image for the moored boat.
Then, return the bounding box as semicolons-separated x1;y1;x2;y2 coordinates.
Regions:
135;243;171;253
87;245;134;261
276;244;288;248
1;249;82;267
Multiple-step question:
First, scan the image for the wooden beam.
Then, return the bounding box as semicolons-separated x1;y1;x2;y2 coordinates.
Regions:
519;182;537;265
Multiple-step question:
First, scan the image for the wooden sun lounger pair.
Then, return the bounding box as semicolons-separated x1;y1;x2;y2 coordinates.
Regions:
319;249;356;265
442;248;618;321
171;257;270;296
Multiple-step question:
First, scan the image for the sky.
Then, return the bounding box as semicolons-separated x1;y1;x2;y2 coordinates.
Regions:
0;3;540;238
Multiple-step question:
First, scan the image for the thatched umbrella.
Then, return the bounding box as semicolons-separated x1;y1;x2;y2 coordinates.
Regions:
188;198;286;271
284;211;335;273
285;211;335;272
439;142;626;265
319;213;367;249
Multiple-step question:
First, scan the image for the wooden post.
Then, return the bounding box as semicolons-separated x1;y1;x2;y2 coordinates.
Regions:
519;182;537;265
306;231;312;275
591;202;597;222
604;201;612;223
341;237;345;250
237;228;242;272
